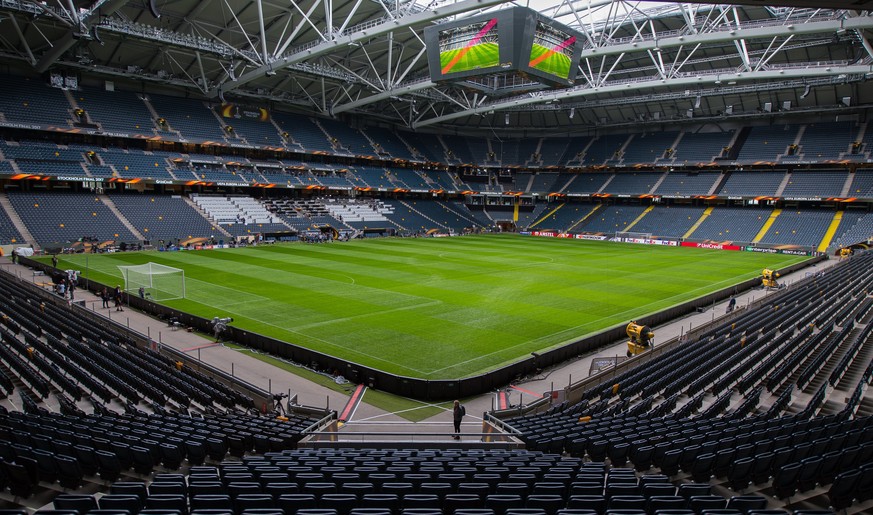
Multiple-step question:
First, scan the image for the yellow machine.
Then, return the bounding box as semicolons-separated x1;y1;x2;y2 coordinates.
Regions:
762;268;780;289
626;321;654;357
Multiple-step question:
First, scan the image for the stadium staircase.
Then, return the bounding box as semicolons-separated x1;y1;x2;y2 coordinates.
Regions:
818;211;845;252
708;172;730;195
621;205;655;233
98;195;145;241
722;126;750;160
0;192;37;248
565;204;603;233
141;95;175;136
181;196;232;238
528;203;565;229
682;206;714;239
436;201;487;228
646;172;668;194
775;172;792;196
841;171;857;197
554;174;578;194
596;174;615;193
752;208;782;243
397;200;447;230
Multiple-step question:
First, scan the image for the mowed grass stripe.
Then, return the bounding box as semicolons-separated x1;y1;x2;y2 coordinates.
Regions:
55;235;810;379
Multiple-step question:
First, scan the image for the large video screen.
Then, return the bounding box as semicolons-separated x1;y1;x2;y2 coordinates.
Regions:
528;20;577;80
438;18;500;75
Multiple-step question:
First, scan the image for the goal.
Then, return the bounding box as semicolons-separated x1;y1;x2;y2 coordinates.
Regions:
118;263;186;301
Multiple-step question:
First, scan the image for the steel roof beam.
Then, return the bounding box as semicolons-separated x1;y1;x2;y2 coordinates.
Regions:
214;0;511;96
411;64;873;128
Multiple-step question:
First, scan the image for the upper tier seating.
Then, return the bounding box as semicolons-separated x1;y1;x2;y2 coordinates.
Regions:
620;132;678;164
584;134;631;165
532;203;595;232
736;124;800;162
758;210;835;247
465;137;491;165
504;138;537;166
673;130;734;164
603;172;663;195
109;194;222;242
319;118;378;157
73;87;156;137
222;113;285;148
441;135;478;165
688;206;771;242
537;138;570;167
362;127;416;160
401;132;449;163
272;113;335;153
0;75;73;127
148;95;228;142
8;191;137;246
625;205;707;238
717;170;786;196
528;173;561;193
796;122;858;161
781;170;849;198
654;171;721;196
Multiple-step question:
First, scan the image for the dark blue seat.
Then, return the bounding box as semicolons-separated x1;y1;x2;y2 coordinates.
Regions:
54;494;98;515
99;494;144;515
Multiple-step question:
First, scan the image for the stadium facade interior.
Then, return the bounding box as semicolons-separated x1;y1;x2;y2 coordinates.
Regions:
1;0;873;514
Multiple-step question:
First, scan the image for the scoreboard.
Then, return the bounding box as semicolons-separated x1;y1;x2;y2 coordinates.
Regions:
424;7;583;88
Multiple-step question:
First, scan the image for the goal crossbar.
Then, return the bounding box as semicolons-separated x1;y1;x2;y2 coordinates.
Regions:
118;262;186;301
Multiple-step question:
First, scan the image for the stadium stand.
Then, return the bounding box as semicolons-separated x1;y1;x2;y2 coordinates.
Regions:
654;171;721;196
687;206;771;242
7;191;138;247
622;205;707;238
717;170;787;196
99;149;175;180
672;130;734;164
576;204;649;233
848;169;873;197
831;211;873;248
361;127;416;161
781;170;849;198
620;131;679;164
530;203;594;232
272;113;335;153
148;95;229;142
796;122;859;161
583;134;631;166
758;210;836;248
736;124;800;163
109;193;223;242
73;87;157;137
319;118;379;157
602;172;663;195
220;113;285;148
0;199;24;245
0;75;74;127
562;172;612;194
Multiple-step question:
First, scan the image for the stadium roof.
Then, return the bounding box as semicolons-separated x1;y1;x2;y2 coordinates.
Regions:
0;0;871;134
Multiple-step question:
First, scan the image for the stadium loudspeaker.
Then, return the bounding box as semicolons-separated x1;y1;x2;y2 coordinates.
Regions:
842;96;851;107
783;100;791;110
148;0;161;19
763;102;772;112
725;105;733;115
568;108;574;119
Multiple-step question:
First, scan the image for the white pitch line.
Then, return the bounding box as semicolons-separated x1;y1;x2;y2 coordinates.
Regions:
426;269;763;375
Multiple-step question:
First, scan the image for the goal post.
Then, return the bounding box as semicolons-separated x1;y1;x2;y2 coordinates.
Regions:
118;263;186;301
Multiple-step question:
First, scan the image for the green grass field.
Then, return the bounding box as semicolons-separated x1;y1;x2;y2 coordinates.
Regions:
440;42;499;74
529;44;572;79
52;235;809;379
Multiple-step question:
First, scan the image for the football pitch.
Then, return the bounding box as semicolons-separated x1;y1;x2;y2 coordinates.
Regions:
529;44;572;78
53;235;810;379
440;42;499;74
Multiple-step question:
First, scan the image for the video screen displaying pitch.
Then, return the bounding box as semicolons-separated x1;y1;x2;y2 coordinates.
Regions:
528;20;577;80
438;18;500;76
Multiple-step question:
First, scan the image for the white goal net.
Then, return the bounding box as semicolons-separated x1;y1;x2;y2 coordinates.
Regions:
118;263;186;301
